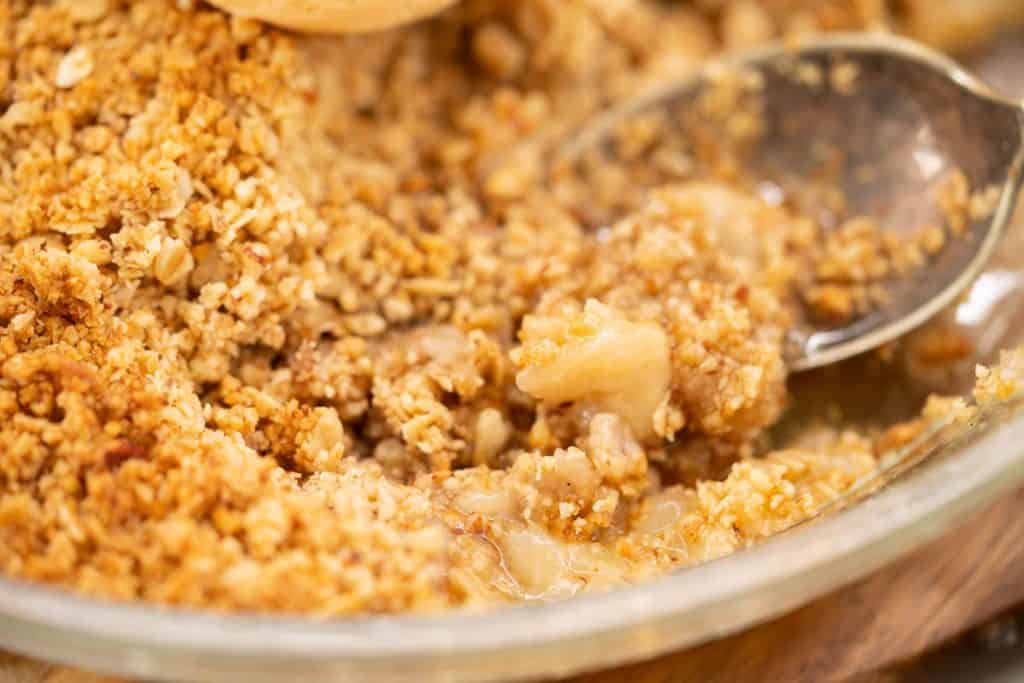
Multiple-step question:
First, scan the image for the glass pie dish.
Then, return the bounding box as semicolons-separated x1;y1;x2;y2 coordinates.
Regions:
1;32;1024;683
0;382;1022;683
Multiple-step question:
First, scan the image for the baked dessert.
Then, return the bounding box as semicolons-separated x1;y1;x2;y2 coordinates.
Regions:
0;0;1021;615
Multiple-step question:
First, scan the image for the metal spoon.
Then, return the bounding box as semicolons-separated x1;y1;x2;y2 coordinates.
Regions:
561;33;1024;372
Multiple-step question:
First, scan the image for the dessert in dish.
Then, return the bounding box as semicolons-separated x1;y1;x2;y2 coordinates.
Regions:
0;0;1022;615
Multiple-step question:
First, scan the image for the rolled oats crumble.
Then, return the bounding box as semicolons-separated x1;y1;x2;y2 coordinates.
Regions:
0;0;1021;615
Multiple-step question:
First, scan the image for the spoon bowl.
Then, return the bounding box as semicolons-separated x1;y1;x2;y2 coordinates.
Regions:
563;34;1024;371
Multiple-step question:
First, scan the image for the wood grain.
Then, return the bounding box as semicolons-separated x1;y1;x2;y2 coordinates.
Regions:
4;487;1024;683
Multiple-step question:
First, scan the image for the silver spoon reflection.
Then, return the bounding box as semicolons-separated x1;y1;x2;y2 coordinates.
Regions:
562;33;1024;372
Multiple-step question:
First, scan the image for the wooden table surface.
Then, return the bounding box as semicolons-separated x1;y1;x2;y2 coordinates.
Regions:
3;486;1024;683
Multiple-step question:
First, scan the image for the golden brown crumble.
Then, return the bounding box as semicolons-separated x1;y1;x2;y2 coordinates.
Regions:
802;215;963;324
0;0;1020;615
